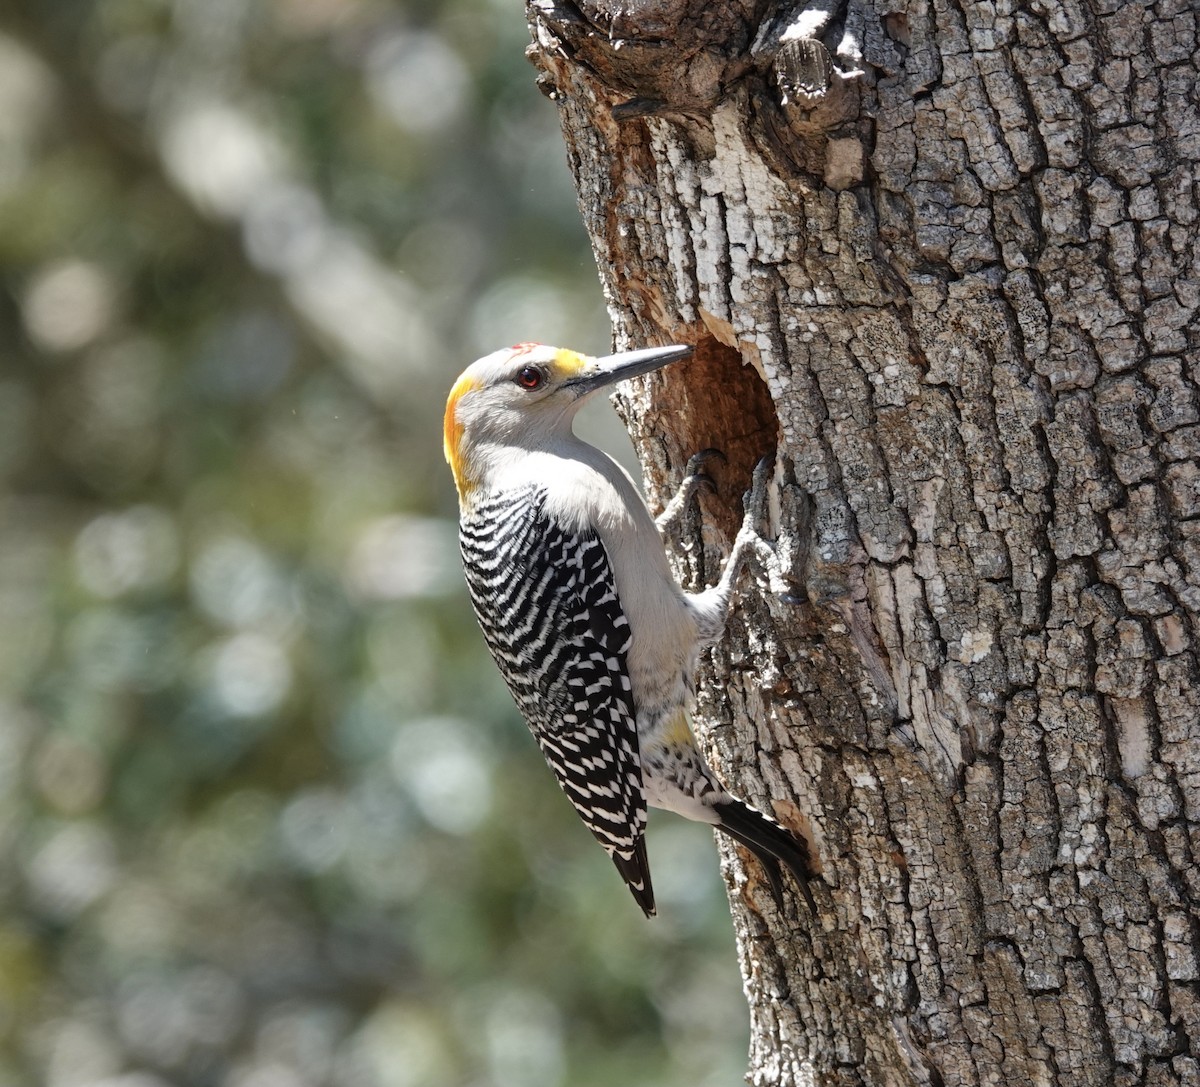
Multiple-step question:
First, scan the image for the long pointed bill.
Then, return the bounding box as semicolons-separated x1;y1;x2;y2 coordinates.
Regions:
568;343;693;396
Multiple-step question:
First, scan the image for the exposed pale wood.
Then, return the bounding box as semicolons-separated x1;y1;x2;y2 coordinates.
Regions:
527;1;1200;1083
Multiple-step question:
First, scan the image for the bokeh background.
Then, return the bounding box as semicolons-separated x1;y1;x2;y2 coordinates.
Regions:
0;2;751;1085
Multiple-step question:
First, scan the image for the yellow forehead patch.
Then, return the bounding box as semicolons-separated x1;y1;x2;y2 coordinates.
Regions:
551;348;587;377
443;373;481;497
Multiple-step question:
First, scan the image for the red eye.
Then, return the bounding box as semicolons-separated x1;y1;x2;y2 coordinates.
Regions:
516;366;543;389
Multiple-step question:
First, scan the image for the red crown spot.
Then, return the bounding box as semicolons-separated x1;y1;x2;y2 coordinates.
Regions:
509;341;544;356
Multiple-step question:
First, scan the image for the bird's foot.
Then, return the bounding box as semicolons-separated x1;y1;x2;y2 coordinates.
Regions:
730;455;793;597
655;448;726;538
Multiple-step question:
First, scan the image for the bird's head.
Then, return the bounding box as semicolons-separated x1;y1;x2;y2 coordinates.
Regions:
444;342;692;501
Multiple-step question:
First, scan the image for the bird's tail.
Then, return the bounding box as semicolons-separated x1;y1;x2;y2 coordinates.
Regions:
712;799;818;914
610;836;656;917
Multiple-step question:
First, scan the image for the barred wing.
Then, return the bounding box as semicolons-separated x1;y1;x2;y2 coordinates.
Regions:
460;485;653;914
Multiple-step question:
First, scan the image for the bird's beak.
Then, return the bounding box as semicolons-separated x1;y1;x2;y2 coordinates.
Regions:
567;344;693;396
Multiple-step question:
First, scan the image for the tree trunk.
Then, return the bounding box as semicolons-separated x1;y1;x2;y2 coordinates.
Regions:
526;1;1200;1084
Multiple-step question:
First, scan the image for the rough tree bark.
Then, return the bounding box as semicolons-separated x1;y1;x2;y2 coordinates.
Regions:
525;1;1200;1085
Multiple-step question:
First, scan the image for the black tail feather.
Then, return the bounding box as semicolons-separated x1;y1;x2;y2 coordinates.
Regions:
716;819;788;908
611;836;656;917
713;799;818;915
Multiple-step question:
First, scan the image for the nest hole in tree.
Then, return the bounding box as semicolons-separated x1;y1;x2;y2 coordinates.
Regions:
648;332;779;541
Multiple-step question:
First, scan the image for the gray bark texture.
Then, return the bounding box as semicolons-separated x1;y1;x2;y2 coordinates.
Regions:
526;1;1200;1085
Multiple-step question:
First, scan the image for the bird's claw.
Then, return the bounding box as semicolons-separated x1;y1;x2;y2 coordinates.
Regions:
733;455;793;597
657;449;728;536
686;447;727;476
741;454;774;526
681;449;727;499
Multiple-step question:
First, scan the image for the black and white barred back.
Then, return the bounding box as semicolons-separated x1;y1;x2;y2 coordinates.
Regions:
459;484;655;914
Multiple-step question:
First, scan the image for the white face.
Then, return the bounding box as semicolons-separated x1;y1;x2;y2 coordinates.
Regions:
443;343;600;499
443;341;692;501
449;343;597;445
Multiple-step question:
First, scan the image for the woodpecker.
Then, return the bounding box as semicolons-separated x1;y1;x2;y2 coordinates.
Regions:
444;341;816;916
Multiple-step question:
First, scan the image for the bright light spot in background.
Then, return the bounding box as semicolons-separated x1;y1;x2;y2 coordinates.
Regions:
26;822;118;920
0;34;56;193
283;234;436;398
276;774;432;904
246;1002;346;1087
160;102;285;218
404;748;490;836
243;181;441;399
190;536;296;631
365;31;468;136
390;718;492;835
21;259;117;353
278;787;348;874
243;182;327;275
41;1017;121;1087
0;34;55;137
485;989;565;1087
75;506;179;598
350;1002;450;1087
207;632;292;717
96;883;179;959
347;515;459;600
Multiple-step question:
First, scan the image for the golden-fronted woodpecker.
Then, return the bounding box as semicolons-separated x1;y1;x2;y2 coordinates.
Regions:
444;341;815;916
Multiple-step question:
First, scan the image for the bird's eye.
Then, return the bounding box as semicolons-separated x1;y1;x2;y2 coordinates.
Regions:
516;366;544;390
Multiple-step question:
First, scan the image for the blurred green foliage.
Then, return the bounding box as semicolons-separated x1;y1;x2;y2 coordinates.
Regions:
0;2;749;1085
